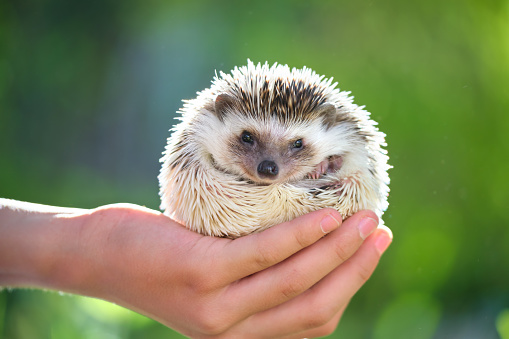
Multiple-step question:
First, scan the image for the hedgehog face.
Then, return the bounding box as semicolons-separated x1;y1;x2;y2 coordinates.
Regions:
201;111;340;185
188;62;374;185
191;91;366;185
226;122;317;184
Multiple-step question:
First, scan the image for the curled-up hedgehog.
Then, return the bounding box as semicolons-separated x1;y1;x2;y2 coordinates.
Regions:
159;60;390;238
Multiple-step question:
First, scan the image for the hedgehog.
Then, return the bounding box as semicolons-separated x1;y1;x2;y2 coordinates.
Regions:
158;60;390;238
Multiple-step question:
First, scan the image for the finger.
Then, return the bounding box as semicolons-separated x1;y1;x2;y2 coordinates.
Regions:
232;301;347;339
235;226;393;337
217;208;343;283
291;305;346;339
226;211;380;321
276;305;346;339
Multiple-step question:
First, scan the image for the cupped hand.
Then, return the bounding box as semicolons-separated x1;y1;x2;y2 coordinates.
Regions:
57;205;391;338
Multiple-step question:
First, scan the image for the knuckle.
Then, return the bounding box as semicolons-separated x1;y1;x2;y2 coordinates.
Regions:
302;305;335;330
185;263;222;295
279;269;308;299
313;322;338;337
354;261;375;284
194;304;232;335
292;225;312;249
333;244;352;263
185;253;225;294
188;272;220;295
254;240;281;269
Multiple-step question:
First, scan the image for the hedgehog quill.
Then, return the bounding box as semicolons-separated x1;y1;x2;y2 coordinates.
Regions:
159;61;390;238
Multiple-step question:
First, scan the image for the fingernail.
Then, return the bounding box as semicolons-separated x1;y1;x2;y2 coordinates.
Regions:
375;226;393;255
358;217;378;240
320;213;340;234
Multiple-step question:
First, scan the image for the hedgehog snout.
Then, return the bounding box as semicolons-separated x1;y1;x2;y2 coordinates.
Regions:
257;160;279;179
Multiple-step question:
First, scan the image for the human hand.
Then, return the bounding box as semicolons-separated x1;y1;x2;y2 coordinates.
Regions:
59;205;391;338
0;200;392;338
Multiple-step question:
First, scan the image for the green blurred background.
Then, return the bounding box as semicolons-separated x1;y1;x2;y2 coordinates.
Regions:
1;0;509;338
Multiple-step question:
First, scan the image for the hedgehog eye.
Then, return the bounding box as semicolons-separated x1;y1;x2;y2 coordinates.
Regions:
241;131;254;144
292;139;303;149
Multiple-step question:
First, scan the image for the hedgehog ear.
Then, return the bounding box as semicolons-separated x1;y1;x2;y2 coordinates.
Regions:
315;103;337;129
214;94;236;121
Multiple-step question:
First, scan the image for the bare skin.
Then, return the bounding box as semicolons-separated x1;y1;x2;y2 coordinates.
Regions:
0;198;392;338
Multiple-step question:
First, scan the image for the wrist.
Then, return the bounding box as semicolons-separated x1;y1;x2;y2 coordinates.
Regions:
41;211;96;295
0;199;92;293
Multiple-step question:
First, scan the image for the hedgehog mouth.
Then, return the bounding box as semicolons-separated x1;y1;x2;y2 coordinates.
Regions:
306;155;343;180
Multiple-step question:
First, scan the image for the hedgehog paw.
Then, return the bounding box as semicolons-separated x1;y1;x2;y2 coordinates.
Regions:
307;155;343;179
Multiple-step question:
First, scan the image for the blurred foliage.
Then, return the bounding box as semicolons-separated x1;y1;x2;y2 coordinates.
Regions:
1;0;509;338
498;309;509;339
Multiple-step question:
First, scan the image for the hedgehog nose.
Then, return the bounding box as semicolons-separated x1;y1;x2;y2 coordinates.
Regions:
257;160;279;178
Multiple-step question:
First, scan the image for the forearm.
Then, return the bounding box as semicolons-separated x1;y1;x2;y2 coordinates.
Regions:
0;199;89;289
